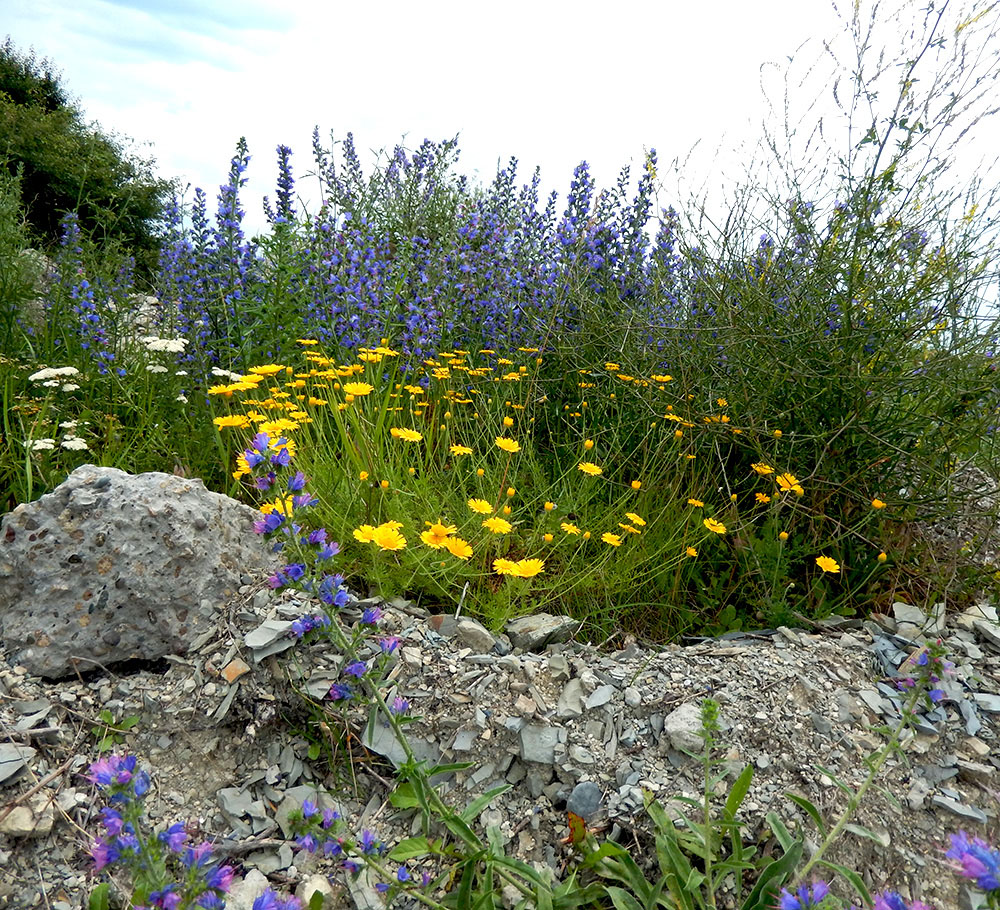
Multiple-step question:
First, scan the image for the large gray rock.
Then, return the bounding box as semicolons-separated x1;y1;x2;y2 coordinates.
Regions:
0;465;278;678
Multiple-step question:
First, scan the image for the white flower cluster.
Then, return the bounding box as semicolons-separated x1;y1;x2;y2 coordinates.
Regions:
140;336;188;354
28;366;80;382
26;434;89;451
211;367;243;381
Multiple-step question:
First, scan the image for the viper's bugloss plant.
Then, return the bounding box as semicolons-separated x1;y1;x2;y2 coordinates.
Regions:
85;753;237;909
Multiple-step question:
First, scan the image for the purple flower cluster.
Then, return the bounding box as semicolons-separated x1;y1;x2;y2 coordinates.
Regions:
85;754;235;909
52;212;118;374
946;830;1000;891
779;881;830;909
873;892;932;910
243;432;346;606
290;801;427;894
893;641;955;707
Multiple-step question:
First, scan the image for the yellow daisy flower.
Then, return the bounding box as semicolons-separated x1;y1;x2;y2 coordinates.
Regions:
483;516;513;534
495;437;521;454
816;555;840;573
602;532;622;547
213;415;250;429
578;462;603;476
703;518;726;534
444;537;473;559
342;382;374;397
511;558;545;578
468;498;493;514
372;523;407;550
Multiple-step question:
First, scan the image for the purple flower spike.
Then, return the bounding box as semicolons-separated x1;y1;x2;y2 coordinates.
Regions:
205;863;234;891
86;753;143;791
287;471;307;491
158;821;188;852
91;837;120;870
361;605;382;624
344;660;367;678
253;892;300;910
148;885;181;909
946;831;1000;891
316;544;339;561
874;893;932;910
779;881;830;910
296;833;318;852
328;682;353;701
390;696;410;716
359;828;382;855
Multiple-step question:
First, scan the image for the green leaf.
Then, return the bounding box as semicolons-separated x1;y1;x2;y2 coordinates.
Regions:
389;782;420;809
88;884;110;910
606;886;645;910
388;836;435;861
740;839;802;910
307;892;326;910
818;859;873;906
723;764;753;821
763;812;796;853
844;823;888;847
424;760;476;777
581;841;629;866
814;765;857;798
306;742;321;761
442;813;482;848
783;792;827;839
460;784;512;823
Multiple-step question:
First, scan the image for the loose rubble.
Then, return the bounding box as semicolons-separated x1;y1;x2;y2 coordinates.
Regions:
2;576;999;909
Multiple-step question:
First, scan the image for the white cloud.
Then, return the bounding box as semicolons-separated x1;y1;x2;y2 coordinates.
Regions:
5;0;998;245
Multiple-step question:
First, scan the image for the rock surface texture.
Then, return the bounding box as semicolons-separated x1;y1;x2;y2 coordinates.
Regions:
0;465;279;679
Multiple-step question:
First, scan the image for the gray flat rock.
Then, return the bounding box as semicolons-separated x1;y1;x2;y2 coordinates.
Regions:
506;613;577;651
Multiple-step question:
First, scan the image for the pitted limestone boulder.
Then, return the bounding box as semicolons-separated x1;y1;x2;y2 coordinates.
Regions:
0;465;278;679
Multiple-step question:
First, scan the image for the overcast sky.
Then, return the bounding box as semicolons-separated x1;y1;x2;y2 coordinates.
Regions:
5;0;999;240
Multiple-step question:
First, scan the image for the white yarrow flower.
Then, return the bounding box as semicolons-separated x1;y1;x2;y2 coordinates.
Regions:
146;364;168;373
143;337;188;353
61;383;80;392
27;438;56;451
28;366;80;382
61;436;89;451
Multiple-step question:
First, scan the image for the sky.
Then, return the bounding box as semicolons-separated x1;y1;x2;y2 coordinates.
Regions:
4;0;1000;242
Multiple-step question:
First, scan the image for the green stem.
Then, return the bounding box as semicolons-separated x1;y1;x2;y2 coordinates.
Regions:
791;685;922;885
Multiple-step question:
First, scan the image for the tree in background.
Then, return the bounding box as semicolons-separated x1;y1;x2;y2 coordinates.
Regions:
0;37;173;283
